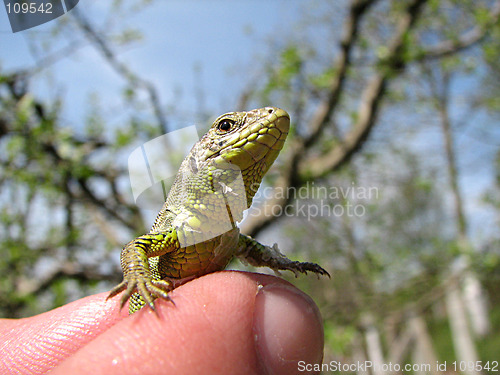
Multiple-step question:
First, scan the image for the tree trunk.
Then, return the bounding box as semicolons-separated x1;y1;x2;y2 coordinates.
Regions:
445;284;480;375
408;312;440;375
463;271;490;337
363;314;385;375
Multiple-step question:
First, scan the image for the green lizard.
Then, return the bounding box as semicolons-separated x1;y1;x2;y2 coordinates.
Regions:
107;107;329;313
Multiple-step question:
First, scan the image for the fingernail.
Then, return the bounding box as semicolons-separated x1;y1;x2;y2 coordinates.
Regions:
253;283;324;375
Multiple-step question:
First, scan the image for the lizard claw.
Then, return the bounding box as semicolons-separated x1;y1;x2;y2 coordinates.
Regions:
291;261;331;279
107;281;127;300
108;277;174;310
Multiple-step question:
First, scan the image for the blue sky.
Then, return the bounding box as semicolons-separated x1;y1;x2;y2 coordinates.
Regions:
1;0;498;241
1;0;303;130
0;0;310;225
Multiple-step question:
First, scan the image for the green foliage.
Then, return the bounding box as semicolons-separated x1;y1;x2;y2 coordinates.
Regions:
309;66;337;90
324;322;357;356
52;278;68;309
261;45;304;102
0;72;145;316
112;28;144;45
428;314;456;362
85;93;105;137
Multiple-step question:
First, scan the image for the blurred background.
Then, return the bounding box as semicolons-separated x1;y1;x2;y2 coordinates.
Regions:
1;0;499;373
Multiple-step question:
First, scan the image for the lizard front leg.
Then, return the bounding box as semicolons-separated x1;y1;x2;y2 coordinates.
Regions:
237;234;330;278
107;230;179;310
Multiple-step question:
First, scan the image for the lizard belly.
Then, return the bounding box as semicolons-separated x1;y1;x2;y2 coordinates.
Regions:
157;228;240;279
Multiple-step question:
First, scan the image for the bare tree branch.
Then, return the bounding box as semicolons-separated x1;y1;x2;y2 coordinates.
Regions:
18;263;118;297
2;75;142;232
416;0;500;61
241;0;377;236
242;0;430;236
71;8;169;135
303;0;378;148
303;0;428;177
21;40;86;78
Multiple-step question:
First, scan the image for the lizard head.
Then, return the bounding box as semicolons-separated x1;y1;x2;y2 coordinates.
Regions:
196;107;290;207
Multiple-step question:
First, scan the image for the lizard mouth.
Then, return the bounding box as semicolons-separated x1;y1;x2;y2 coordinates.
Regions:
216;107;290;171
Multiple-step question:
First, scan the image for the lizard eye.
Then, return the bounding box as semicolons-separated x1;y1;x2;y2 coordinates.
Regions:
217;119;235;132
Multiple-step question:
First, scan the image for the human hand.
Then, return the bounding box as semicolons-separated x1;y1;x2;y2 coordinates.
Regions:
0;271;324;375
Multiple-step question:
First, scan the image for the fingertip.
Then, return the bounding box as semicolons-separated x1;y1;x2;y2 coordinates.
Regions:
45;272;324;375
253;283;324;375
0;292;127;374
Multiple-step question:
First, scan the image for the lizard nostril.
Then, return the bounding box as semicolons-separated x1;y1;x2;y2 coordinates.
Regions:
267;108;274;114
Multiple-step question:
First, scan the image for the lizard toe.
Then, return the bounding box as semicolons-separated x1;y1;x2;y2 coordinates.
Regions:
298;262;331;278
136;282;154;308
146;279;174;304
119;281;138;309
106;281;127;300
